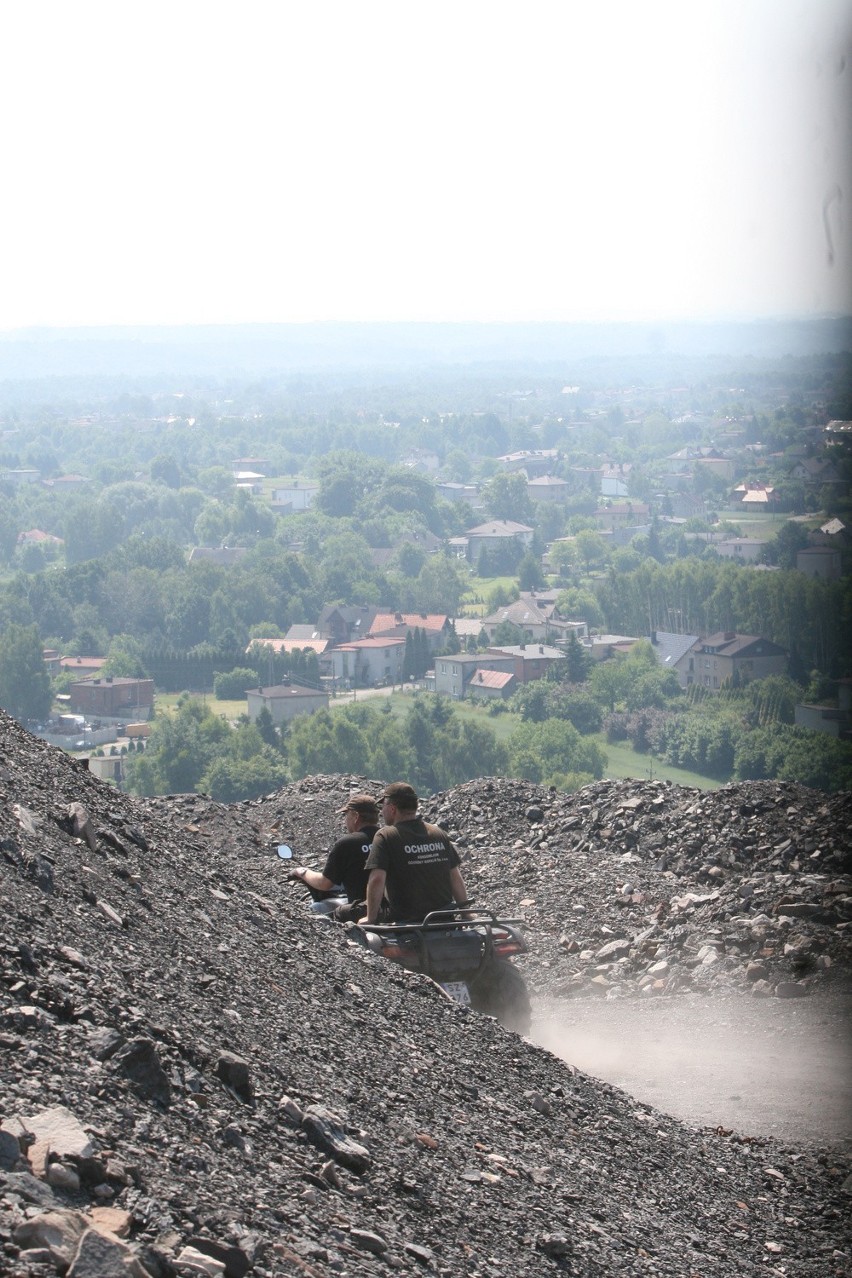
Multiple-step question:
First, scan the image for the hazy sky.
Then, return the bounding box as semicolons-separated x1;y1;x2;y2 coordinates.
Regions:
1;0;850;330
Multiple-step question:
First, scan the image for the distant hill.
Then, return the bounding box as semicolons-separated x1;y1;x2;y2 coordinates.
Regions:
0;317;850;379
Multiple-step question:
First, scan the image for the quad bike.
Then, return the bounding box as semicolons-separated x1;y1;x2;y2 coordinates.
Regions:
278;843;531;1033
354;907;532;1035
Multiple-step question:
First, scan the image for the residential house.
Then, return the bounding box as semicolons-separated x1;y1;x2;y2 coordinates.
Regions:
233;456;268;473
436;482;480;505
796;546;842;581
694;454;735;482
42;649;62;677
795;679;852;739
812;517;848;545
43;474;89;491
716;538;769;563
496;449;560;477
400;448;440;473
464;520;534;563
733;483;776;510
246;683;328;726
664;493;707;519
327;637;406;688
270;483;319;513
0;468;40;485
248;635;331;659
452;617;488;647
60;655;106;676
68;676;154;719
479;597;555;643
367;612;453;654
593;502;651;531
18;529;64;548
233;472;264;495
601;464;631;497
487;643;566;683
433;652;515;700
649;630;702;689
466;669;516;702
787;456;844;487
188;546;248;566
688;632;787;690
527;475;570;504
583;635;641;661
317;605;378;645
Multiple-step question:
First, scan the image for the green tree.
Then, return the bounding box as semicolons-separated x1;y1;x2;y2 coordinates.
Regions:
548;539;578;580
481;472;534;523
214;667;259;700
507;719;606;786
564;631;590;683
518;551;545;591
0;623;52;722
433;720;509;788
575;529;608;572
201;748;289;802
125;697;232;795
589;659;627;712
150;454;182;488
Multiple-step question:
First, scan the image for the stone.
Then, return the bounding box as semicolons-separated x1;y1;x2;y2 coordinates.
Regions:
174;1245;226;1275
67;1227;153;1276
47;1161;82;1191
14;1209;88;1264
350;1228;388;1254
300;1106;371;1174
112;1038;172;1105
88;1207;133;1239
18;1105;95;1160
0;1127;23;1170
215;1052;254;1105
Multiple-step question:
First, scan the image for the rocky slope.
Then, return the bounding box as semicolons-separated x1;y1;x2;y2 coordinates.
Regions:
1;711;850;1277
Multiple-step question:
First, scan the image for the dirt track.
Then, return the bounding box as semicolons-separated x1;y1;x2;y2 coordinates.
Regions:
533;984;852;1149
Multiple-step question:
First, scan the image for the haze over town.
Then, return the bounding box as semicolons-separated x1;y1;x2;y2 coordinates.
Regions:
1;0;850;332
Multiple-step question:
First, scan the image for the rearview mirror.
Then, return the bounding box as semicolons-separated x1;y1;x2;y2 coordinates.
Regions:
277;844;293;860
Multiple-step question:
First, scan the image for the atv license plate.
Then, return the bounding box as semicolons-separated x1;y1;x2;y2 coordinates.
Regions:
440;981;471;1006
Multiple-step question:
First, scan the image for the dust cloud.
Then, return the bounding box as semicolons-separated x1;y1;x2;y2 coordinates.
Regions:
531;988;852;1149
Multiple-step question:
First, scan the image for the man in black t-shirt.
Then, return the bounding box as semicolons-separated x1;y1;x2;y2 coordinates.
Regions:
291;794;379;922
361;781;469;924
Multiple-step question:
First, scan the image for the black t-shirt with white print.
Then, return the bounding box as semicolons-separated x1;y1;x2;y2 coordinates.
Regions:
365;817;460;922
322;826;378;902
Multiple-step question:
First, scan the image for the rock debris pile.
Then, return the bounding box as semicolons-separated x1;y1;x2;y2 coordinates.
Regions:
0;710;850;1277
424;776;852;1003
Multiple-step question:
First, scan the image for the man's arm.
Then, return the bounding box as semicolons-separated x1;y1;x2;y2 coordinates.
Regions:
449;865;468;906
360;868;387;924
293;867;336;892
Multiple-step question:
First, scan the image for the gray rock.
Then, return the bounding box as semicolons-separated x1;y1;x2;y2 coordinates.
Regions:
67;1227;153;1276
112;1038;172;1105
300;1106;371;1174
215;1051;254;1105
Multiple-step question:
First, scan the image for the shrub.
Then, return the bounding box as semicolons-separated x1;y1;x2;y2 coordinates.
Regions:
214;667;260;700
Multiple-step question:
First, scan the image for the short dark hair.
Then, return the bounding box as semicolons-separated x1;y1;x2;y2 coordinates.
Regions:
381;781;418;812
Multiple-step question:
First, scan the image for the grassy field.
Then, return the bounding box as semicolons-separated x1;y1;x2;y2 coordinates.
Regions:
154;692;248;721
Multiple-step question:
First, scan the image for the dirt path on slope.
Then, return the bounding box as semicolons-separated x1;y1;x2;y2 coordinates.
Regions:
532;984;852;1149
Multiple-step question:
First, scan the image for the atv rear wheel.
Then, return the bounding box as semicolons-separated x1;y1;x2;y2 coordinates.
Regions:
469;959;531;1034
